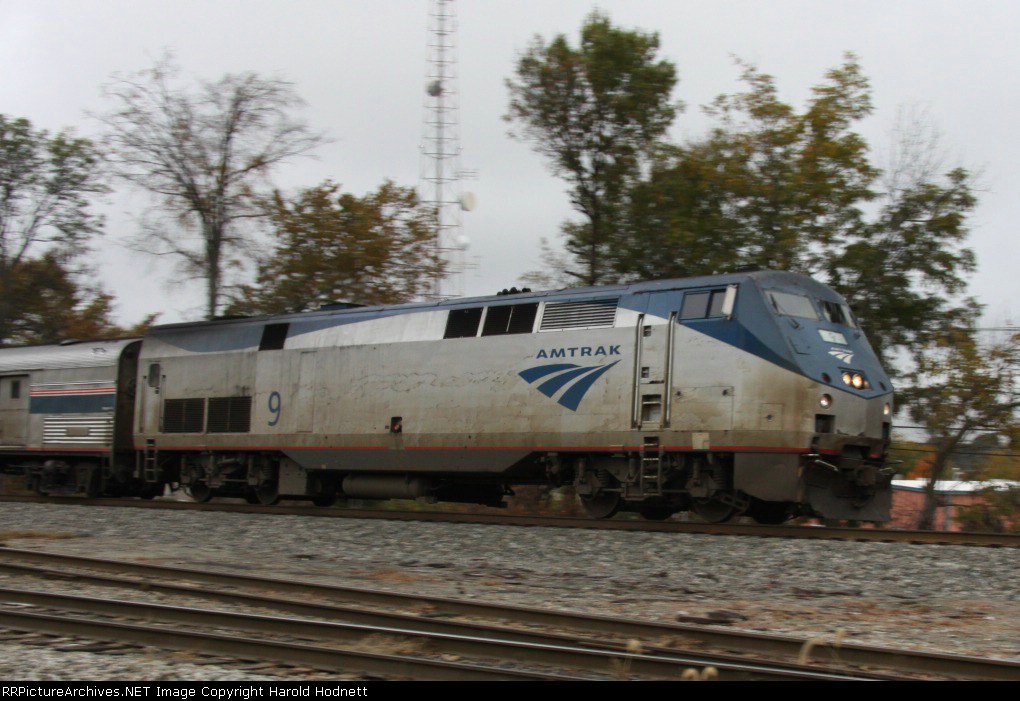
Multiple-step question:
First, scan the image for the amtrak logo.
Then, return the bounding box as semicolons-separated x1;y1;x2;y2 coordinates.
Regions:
519;361;620;411
829;348;855;363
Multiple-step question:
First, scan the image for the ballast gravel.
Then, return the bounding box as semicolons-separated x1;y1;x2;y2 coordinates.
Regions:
0;502;1016;680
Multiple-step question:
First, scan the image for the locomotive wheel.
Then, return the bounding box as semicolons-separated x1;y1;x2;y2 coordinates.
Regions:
692;497;737;523
186;483;213;503
747;498;792;525
78;462;101;498
580;492;620;519
139;484;164;500
578;468;620;519
243;489;260;504
256;481;280;506
638;506;676;521
24;464;44;495
309;476;336;507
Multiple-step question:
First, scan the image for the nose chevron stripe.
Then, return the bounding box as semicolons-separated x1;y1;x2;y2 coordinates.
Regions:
519;360;619;411
536;365;606;397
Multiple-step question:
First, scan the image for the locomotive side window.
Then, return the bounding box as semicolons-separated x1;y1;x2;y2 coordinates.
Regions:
481;303;539;336
820;300;858;328
259;323;289;351
768;291;819;320
444;307;483;338
9;380;19;400
680;289;728;320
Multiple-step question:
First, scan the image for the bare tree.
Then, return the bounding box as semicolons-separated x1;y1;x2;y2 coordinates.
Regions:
98;57;326;319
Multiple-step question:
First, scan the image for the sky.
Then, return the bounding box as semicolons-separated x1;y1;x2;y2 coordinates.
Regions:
1;0;1018;329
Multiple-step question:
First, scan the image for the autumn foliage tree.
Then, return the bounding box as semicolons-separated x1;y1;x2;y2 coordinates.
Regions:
622;57;876;278
617;55;976;367
899;324;1019;530
1;253;127;344
506;11;679;285
0;114;110;346
227;181;444;315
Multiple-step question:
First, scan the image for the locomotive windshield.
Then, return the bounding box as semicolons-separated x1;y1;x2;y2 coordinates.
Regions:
767;290;858;329
767;291;818;319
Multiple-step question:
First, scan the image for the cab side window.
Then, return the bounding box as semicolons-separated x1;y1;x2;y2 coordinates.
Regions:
680;289;728;320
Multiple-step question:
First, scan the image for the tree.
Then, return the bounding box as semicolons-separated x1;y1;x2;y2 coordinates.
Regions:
827;111;977;363
226;181;444;315
506;11;678;286
1;253;125;345
645;56;875;275
899;324;1019;530
955;485;1020;533
0;115;107;345
612;55;976;367
99;57;326;319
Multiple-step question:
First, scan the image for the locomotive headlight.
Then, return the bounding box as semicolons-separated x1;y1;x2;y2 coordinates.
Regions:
819;394;833;409
841;369;869;390
883;403;892;416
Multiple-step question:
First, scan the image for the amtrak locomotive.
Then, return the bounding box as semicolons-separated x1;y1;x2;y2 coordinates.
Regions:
0;270;894;522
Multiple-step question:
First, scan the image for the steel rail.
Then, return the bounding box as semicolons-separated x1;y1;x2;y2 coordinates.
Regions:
0;587;877;681
0;560;903;682
0;607;571;681
0;547;1015;680
1;495;1015;547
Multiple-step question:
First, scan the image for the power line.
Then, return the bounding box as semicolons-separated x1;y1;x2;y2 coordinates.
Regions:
889;448;1015;461
893;424;1009;433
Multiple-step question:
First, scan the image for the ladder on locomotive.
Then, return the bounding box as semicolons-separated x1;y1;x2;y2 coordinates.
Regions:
141;439;159;482
640;435;663;496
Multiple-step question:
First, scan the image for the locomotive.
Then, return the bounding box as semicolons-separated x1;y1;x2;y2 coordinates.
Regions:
0;270;894;523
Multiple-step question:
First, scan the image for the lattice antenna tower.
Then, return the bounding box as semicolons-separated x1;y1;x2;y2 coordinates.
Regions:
420;0;473;298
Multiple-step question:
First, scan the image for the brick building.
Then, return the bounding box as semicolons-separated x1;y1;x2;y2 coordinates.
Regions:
890;479;1018;531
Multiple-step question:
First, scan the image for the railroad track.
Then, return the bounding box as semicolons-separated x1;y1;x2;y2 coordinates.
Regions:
0;587;878;681
0;548;1016;680
0;494;1016;548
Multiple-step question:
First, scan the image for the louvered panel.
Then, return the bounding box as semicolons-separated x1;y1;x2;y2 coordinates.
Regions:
540;299;618;331
207;396;252;433
43;416;114;446
163;398;205;433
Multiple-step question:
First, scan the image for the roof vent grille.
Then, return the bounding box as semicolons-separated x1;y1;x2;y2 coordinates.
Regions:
540;299;618;331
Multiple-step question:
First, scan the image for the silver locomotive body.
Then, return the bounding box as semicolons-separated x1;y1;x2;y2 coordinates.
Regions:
130;270;893;521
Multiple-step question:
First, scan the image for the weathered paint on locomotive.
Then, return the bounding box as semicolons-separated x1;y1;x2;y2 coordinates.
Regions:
0;271;891;518
131;270;893;520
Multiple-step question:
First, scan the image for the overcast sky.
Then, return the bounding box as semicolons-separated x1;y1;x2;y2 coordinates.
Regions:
2;0;1017;329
